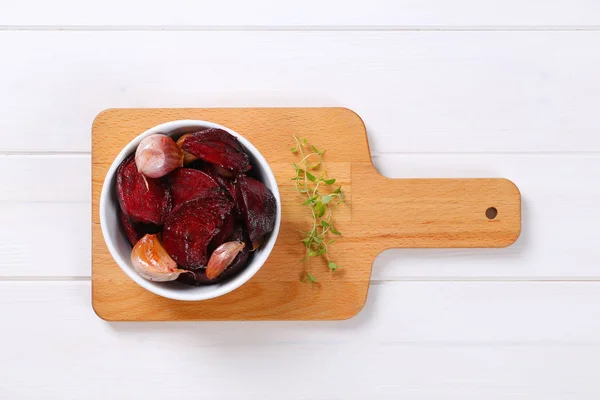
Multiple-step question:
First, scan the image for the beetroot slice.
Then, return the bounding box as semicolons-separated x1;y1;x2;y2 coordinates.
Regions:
119;210;140;245
181;128;250;176
235;175;277;242
177;224;251;285
176;270;207;286
209;205;236;252
187;159;206;171
220;224;251;279
162;190;235;269
201;163;237;201
186;164;237;244
119;210;161;246
116;154;172;225
167;168;219;209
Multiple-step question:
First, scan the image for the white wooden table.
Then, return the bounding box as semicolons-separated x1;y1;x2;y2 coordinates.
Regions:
2;1;600;398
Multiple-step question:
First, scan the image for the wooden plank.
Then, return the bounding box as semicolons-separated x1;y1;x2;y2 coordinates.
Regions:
0;202;90;277
0;155;89;202
2;0;599;26
91;108;519;320
1;31;600;152
0;155;90;278
0;153;597;279
2;281;600;398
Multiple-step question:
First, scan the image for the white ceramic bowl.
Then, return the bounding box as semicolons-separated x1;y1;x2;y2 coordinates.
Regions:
99;120;281;301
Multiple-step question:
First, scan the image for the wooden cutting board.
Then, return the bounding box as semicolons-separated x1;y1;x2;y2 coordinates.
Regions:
92;108;521;321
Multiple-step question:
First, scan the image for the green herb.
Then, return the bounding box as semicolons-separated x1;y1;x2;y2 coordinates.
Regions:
291;135;345;282
302;272;318;283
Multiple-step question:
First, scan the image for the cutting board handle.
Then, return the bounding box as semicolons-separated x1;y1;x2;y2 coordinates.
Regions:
352;164;521;249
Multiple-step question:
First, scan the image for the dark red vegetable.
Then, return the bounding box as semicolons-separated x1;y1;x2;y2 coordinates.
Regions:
221;224;251;278
181;128;250;176
118;210;160;246
201;163;237;201
162;190;235;269
117;126;278;287
177;224;251;285
167;168;219;209
116;155;172;225
209;204;236;252
186;159;206;171
235;175;277;242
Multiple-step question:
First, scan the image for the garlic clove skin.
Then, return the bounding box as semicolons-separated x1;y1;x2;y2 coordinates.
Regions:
131;234;187;282
135;134;184;178
206;241;246;280
176;134;198;165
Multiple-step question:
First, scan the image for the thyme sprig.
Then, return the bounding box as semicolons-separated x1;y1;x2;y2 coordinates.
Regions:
291;136;344;283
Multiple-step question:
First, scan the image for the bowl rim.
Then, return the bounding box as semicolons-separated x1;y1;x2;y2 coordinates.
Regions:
99;119;281;301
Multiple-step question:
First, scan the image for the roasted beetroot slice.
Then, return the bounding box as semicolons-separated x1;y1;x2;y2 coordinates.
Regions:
201;163;237;200
177;224;251;285
187;159;206;171
176;270;207;285
118;210;160;246
181;128;250;176
236;175;277;242
167;168;220;209
119;210;142;245
162;191;235;269
220;224;251;280
209;207;236;252
116;154;172;225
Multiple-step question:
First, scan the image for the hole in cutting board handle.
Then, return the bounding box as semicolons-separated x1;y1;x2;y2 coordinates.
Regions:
486;207;498;220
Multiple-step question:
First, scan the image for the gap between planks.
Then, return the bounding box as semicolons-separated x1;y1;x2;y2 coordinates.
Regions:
2;25;600;32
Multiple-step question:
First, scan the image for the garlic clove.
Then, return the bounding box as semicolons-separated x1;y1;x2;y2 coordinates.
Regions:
205;241;246;280
176;134;198;165
135;134;184;178
131;234;188;282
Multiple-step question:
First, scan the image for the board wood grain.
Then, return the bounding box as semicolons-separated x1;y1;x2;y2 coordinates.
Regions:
92;108;521;320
